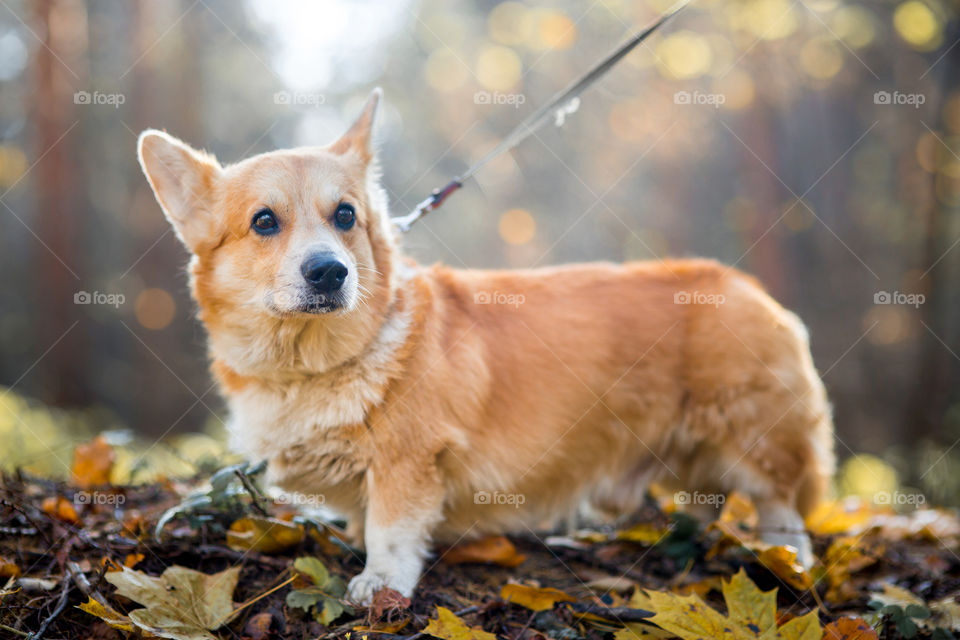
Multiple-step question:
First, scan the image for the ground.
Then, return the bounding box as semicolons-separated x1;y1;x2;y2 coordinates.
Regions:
1;458;960;640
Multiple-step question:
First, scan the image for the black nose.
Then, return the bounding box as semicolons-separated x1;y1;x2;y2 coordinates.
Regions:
301;254;348;292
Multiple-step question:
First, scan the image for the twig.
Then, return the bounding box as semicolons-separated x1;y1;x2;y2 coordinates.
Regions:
0;623;29;637
27;578;70;640
565;602;654;622
234;469;270;516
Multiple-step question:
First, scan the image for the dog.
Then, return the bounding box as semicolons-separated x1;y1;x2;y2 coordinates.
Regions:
138;88;835;604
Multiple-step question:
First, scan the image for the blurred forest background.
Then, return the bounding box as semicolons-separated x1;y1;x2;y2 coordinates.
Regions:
0;0;958;503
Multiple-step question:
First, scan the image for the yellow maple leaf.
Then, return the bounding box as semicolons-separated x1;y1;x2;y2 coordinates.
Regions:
423;606;497;640
77;597;136;632
644;569;821;640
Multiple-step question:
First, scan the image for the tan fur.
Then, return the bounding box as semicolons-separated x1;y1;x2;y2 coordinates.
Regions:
138;90;835;602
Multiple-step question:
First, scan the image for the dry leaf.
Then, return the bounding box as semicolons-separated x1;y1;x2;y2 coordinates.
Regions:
615;622;675;639
644;568;821;640
227;516;305;553
243;612;274;640
0;557;20;578
71;435;115;488
41;496;79;524
821;537;880;603
442;535;526;567
78;596;136;632
423;606;497;640
756;545;813;590
500;583;576;611
616;523;670;545
105;564;240;640
805;499;877;536
822;616;879;640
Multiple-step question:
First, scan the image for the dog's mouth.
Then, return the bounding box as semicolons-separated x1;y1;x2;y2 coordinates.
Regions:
265;289;347;316
301;298;343;314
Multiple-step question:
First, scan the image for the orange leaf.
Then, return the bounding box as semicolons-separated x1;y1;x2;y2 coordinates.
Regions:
0;556;20;578
71;435;115;488
443;536;526;567
500;584;576;611
226;516;305;553
823;616;878;640
41;496;79;524
124;553;145;568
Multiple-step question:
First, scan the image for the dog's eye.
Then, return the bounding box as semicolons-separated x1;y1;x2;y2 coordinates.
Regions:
334;203;355;231
251;208;279;235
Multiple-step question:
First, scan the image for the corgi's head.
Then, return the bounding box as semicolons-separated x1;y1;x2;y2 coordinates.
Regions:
138;89;400;375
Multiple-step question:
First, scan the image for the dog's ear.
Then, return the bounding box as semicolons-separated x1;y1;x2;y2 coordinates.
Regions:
138;130;222;253
330;88;381;163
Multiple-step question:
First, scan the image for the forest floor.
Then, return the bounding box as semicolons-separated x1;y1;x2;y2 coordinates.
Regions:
2;447;960;640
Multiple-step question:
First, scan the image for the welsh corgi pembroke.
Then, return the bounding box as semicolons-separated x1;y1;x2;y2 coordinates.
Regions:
138;89;834;603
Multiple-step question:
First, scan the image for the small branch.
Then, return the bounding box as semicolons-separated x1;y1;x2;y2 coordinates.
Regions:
234;469;270;516
565;602;654;622
27;578;70;640
0;623;29;638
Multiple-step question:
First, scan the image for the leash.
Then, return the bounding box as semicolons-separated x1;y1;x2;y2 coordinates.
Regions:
392;2;688;233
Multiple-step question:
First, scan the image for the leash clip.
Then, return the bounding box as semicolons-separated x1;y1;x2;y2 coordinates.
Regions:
393;179;462;233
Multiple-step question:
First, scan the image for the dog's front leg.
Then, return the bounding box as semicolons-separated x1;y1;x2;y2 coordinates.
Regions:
347;461;444;604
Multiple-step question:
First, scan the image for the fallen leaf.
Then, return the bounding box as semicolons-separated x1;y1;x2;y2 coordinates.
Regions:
615;622;674;639
805;498;876;536
500;583;576;611
823;616;879;640
41;496;79;524
616;523;670;545
125;552;145;568
78;596;136;632
757;545;813;590
821;537;880;603
354;619;410;633
227;516;305;553
71;435;115;488
105;564;240;640
0;557;20;578
644;568;821;640
243;612;274;640
442;535;526;567
587;576;639;593
423;606;497;640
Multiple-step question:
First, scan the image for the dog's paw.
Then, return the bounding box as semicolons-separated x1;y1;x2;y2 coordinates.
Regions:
347;570;414;605
760;530;814;569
